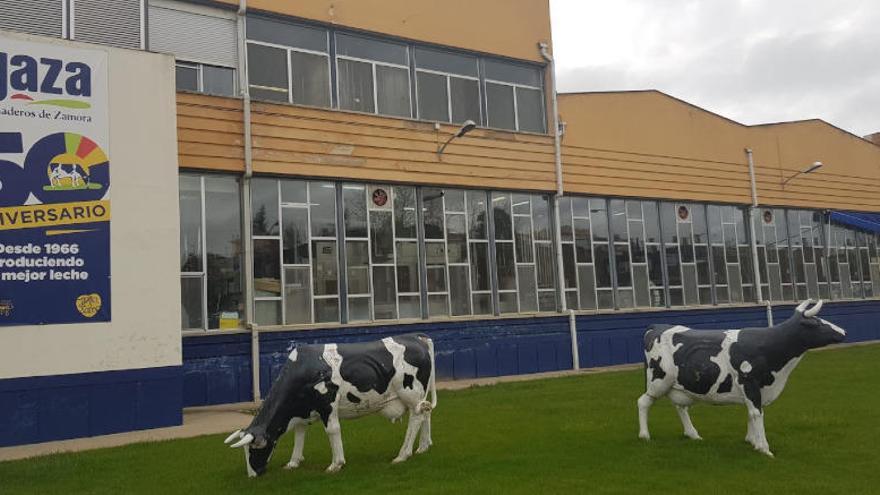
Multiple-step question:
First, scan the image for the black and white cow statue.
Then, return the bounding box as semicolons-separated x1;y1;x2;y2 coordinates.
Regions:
637;299;845;456
225;333;437;477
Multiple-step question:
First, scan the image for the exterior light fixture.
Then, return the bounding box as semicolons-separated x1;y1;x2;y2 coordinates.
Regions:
782;161;823;188
437;120;477;157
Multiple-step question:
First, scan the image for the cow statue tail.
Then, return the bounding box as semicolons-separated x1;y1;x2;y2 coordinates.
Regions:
418;336;438;413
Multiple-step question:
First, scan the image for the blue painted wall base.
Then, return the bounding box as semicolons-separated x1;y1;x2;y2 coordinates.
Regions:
182;300;880;407
0;366;182;447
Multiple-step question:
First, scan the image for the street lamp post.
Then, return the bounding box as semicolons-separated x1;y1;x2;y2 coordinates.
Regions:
437;120;477;157
781;161;823;188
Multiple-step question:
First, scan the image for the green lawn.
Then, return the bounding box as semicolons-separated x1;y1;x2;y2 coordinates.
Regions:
3;344;879;494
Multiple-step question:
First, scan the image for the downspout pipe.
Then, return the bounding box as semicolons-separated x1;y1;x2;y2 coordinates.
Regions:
540;42;579;369
237;0;259;402
746;148;773;326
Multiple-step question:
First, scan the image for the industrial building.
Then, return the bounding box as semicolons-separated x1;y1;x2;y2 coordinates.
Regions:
1;0;879;447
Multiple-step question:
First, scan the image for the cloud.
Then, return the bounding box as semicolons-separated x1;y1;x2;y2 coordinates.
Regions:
551;0;880;136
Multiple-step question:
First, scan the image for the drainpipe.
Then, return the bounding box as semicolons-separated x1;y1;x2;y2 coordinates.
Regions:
539;42;578;369
237;0;259;402
746;148;773;326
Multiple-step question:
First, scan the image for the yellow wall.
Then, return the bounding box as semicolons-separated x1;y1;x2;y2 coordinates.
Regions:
215;0;552;63
559;91;880;211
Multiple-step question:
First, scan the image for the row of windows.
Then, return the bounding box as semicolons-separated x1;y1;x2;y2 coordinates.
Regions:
174;13;546;132
179;174;880;331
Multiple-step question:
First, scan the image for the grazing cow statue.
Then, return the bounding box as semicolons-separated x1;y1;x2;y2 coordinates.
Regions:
225;333;437;477
637;299;845;456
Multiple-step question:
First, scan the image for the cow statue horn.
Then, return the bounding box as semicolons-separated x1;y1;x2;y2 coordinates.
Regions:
795;299;812;313
224;430;242;445
230;433;254;449
804;299;823;317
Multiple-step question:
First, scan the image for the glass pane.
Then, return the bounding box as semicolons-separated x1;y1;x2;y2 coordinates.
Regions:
643;201;660;243
484;59;542;86
179;175;202;272
683;264;698;306
252;178;279;236
445;190;466;212
487;82;515;130
468;191;488;239
343;185;367;238
609;200;626;242
595;244;611;288
181;277;203;329
314;298;339;323
695;245;711;285
429;294;449;317
396;241;420;293
518;265;538;312
281;180;307;204
449;265;470;316
692;204;708;244
338;58;375;113
248;16;327;52
447;214;468;263
348;297;371;322
712;245;727;285
370;211;394;263
536;243;555;289
630;221;645;263
496;242;517;290
617;289;634;309
575;217;592;263
539;291;557;312
202;65;235;96
175;64;199;92
679;222;694;263
499;292;518;313
597;289;614;309
416;72;448;122
253;239;281;297
515;216;534;263
247;43;288;101
291;51;330;107
515;86;544;133
634;265;650;307
255;300;281;326
493;192;513;240
615;244;632;287
312;240;338;295
394;186;417;238
423;188;445;239
470;243;491;291
590;199;608;242
282;208;309;265
205;177;243;328
373;266;397;319
532;194;552;241
376;65;411;117
399;295;421;319
310;182;336;237
514;194;532;215
563;244;577;289
284;267;311;324
559;197;573;242
647;244;664;286
450;77;480;124
472;293;492;315
426;243;447;292
415;47;478;76
346;241;370;294
578;265;597;310
666;245;681;286
336;32;407;65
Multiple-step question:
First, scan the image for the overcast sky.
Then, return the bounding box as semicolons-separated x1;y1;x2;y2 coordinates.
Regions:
549;0;879;137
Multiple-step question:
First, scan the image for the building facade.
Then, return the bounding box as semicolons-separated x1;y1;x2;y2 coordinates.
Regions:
1;0;879;447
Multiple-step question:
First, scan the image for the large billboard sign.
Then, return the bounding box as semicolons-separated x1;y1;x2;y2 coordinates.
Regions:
0;34;110;325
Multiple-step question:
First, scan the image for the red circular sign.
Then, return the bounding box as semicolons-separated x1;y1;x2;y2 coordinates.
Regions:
372;188;388;207
677;205;690;221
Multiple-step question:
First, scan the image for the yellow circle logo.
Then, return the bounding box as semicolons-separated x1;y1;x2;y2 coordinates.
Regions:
76;293;102;318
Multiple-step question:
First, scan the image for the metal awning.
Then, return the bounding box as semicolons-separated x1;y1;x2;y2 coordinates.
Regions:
829;211;880;234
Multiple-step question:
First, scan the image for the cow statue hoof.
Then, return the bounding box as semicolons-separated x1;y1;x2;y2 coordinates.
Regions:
325;462;345;473
416;443;432;454
636;299;845;457
391;454;410;464
638;431;650;441
284;457;304;470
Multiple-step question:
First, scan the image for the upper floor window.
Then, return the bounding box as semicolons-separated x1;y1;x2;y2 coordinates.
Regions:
484;59;545;133
176;62;236;96
247;16;331;107
414;47;481;124
336;33;412;118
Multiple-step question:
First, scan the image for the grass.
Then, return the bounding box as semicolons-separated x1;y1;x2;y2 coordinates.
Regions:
2;344;879;494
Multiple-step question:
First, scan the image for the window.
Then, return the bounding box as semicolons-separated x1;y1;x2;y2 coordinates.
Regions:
247;16;331;107
175;62;236;96
415;47;480;124
336;33;411;117
484;59;545;132
179;174;244;331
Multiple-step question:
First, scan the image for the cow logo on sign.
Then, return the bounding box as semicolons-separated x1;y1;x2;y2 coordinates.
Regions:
372;188;388;207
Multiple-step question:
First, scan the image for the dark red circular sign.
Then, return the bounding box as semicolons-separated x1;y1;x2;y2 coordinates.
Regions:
763;209;773;224
372;188;388;207
677;205;689;221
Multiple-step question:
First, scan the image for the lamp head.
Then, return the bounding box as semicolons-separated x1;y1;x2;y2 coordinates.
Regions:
456;120;477;138
804;161;823;174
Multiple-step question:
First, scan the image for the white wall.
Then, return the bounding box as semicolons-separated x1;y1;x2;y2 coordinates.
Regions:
0;34;181;379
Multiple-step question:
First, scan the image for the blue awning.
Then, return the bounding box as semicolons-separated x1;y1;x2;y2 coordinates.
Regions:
830;211;880;234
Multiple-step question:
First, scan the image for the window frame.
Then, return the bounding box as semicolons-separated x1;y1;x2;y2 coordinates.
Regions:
483;77;545;133
335;50;413;118
246;38;333;107
414;66;482;124
175;60;237;96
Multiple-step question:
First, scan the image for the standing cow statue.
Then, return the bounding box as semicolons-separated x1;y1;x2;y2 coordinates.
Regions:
225;333;437;477
637;299;845;456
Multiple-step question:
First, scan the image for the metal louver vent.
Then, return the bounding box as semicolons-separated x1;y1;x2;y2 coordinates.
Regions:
0;0;64;38
149;3;238;68
73;0;141;49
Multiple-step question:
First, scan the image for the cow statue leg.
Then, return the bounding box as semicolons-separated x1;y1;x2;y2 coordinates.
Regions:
743;384;773;457
416;412;432;454
392;410;426;464
637;393;655;440
284;422;307;470
323;413;346;473
675;405;702;440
